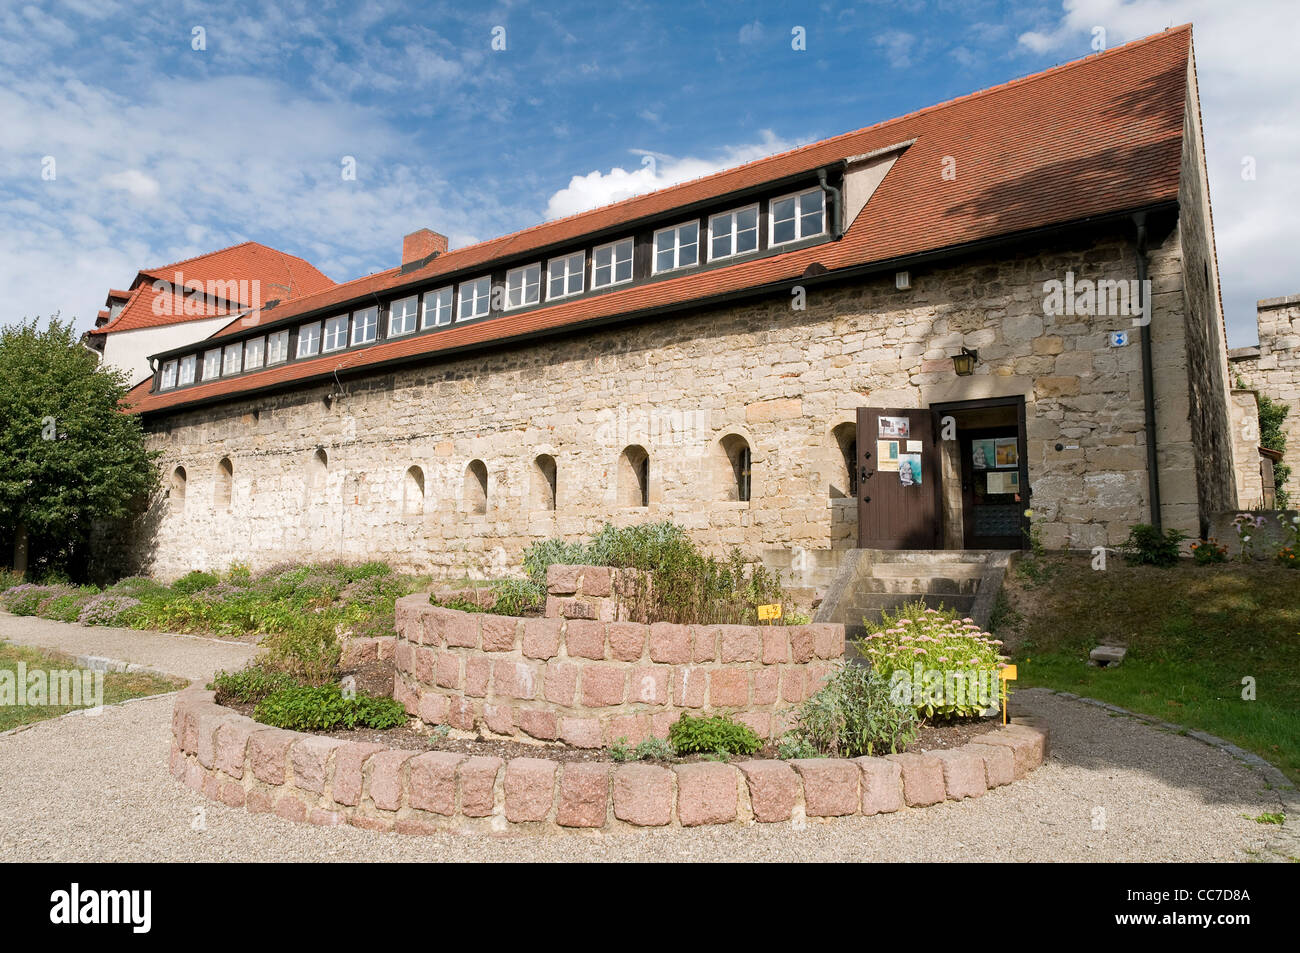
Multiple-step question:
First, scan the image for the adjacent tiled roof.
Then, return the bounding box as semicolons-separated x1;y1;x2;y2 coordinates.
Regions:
126;26;1194;416
93;242;335;336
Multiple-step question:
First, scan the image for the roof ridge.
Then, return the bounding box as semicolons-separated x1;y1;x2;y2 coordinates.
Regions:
423;25;1193;259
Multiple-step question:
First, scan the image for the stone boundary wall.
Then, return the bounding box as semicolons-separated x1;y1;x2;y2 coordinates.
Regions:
169;686;1050;834
391;586;844;748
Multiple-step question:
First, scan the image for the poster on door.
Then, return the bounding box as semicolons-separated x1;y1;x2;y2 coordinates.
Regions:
898;452;922;486
876;440;899;472
973;437;1019;469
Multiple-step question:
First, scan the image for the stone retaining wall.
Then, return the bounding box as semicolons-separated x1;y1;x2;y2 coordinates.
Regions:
169;686;1050;833
392;586;845;748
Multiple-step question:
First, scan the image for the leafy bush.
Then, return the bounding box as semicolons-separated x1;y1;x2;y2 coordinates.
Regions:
782;661;918;757
77;593;142;626
258;620;342;686
1;583;65;616
856;600;1005;718
776;734;820;760
209;665;300;705
1118;523;1186;567
668;713;761;756
609;737;633;762
431;595;486;613
633;737;675;761
521;538;589;586
171;570;220;595
1190;538;1228;565
253;684;406;731
490;578;546;616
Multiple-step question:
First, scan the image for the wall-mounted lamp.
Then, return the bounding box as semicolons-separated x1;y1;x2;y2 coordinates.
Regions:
952;346;979;377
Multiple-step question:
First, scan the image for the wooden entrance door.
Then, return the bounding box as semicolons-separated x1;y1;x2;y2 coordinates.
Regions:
856;407;940;549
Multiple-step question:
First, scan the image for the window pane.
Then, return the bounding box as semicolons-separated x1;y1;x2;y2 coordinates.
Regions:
736;207;758;252
267;331;289;364
244;338;264;370
161;361;177;389
203;349;222;378
679;223;698;267
223;343;243;375
324;315;348;351
459;278;488;319
390;295;417;335
655;247;674;272
614;240;633;281
179;355;196;384
351;306;377;344
297;323;320;358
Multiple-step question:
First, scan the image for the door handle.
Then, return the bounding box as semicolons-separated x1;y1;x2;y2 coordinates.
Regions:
860;466;873;482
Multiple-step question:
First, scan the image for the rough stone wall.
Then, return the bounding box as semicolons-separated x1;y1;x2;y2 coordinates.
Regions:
1228;390;1265;509
116;223;1216;581
1161;50;1238;534
1232;295;1300;502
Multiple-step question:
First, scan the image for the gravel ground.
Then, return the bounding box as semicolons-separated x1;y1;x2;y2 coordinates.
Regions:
0;611;255;684
0;688;1288;862
0;614;1291;862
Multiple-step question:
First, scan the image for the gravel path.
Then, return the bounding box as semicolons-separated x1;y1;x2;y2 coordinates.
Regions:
0;682;1289;861
0;611;255;683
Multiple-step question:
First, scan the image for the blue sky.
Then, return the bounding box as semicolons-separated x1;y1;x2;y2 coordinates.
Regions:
1;0;1295;345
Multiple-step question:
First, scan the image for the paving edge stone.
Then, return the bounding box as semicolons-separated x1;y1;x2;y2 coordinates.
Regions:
167;688;1050;836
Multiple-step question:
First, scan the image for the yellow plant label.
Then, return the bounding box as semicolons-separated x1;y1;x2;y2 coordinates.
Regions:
1000;664;1017;681
757;604;782;621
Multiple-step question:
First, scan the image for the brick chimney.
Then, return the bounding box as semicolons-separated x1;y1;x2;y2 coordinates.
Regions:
402;228;449;265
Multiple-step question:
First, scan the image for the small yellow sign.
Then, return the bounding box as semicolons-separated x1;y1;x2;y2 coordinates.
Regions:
1000;664;1018;681
757;603;782;622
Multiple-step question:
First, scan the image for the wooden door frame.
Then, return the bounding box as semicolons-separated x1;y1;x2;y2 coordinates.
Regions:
929;395;1029;550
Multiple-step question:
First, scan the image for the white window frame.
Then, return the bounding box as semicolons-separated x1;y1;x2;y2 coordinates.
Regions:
389;295;418;337
547;251;585;300
266;330;290;365
160;360;177;390
297;322;321;359
768;187;826;246
458;276;491;321
178;354;196;386
422;286;453;328
504;263;542;311
202;348;222;379
351;306;378;345
652;220;700;274
323;314;349;353
707;203;760;261
243;337;264;371
222;342;243;376
591;237;634;289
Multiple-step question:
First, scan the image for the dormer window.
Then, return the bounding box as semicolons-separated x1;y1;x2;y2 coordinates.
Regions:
770;187;825;245
244;337;264;370
459;276;490;320
389;295;418;336
178;354;196;385
222;342;243;376
652;220;700;274
422;287;453;328
297;322;321;358
547;252;585;300
202;348;222;379
267;330;290;365
351;306;378;345
505;263;542;310
160;360;178;390
592;238;633;289
323;314;348;353
709;204;759;261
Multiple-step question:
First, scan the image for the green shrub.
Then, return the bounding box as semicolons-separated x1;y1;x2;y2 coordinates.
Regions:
609;736;633;762
171;570;220;595
856;600;1005;719
521;538;589;586
258;620;342;686
633;737;675;760
1118;523;1187;567
431;595;486;613
776;734;820;760
490;578;546;616
783;661;918;757
209;665;300;705
253;684;406;731
668;713;762;756
1190;538;1228;565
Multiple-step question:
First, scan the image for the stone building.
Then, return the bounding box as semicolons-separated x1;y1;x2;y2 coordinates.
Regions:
110;26;1245;584
1230;294;1300;505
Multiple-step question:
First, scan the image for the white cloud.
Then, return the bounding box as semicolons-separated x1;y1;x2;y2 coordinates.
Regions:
1017;0;1300;345
102;169;160;200
874;29;917;68
738;21;764;45
544;131;806;220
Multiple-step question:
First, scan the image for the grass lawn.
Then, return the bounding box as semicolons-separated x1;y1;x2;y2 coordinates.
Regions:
994;554;1300;785
0;642;186;732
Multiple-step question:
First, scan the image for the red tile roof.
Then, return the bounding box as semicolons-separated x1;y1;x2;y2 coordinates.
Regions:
93;242;334;336
126;26;1193;416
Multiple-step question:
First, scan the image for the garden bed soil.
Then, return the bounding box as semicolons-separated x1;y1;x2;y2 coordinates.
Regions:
226;655;1002;765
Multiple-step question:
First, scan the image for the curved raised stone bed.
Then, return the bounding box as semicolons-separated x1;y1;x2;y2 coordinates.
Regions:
169;686;1050;833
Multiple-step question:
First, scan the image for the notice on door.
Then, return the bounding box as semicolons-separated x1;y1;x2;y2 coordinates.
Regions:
898;452;922;485
877;440;899;471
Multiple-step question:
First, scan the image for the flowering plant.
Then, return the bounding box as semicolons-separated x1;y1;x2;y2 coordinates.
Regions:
855;600;1009;719
1189;538;1228;565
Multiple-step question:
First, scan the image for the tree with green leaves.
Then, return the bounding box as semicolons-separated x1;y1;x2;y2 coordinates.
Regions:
0;317;157;578
1256;390;1291;509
